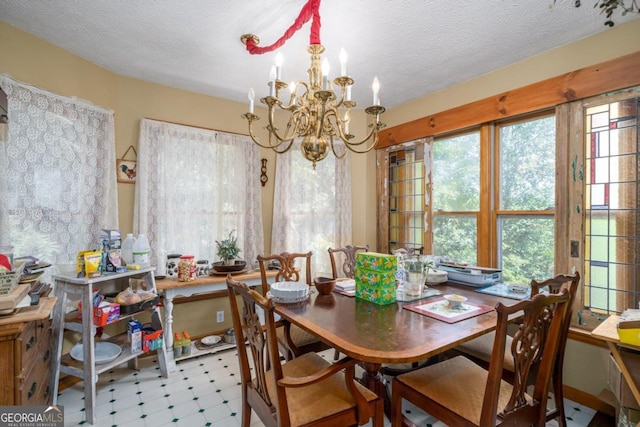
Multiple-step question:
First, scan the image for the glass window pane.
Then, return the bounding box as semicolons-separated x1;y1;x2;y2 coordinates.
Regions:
584;95;640;314
432;215;477;265
388;143;424;250
498;216;554;283
500;116;555;210
432;133;479;211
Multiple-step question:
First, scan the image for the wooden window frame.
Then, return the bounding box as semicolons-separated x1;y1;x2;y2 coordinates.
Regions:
377;52;640;331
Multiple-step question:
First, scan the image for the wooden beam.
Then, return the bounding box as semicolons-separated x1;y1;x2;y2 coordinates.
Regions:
378;51;640;148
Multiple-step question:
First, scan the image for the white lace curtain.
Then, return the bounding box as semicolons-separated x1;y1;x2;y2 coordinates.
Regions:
271;141;352;277
135;119;263;271
0;75;118;265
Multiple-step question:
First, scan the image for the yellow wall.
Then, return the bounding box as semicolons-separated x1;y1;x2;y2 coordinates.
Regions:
0;20;374;253
3;18;640;403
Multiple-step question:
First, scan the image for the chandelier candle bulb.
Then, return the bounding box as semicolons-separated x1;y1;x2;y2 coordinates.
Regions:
275;52;283;80
346;85;352;101
269;66;276;96
339;48;347;76
248;88;255;113
321;58;329;90
372;76;380;106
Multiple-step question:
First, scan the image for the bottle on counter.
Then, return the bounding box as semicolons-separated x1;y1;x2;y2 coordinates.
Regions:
173;332;183;358
181;330;192;356
121;233;136;265
133;233;151;268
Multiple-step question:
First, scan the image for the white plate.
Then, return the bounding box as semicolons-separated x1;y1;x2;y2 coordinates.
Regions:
270;281;309;299
200;335;222;346
70;342;122;364
267;292;310;304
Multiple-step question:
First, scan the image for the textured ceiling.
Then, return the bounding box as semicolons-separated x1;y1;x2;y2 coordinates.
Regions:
0;1;638;109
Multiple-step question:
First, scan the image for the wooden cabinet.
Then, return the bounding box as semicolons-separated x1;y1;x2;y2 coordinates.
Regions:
51;268;168;425
0;297;56;406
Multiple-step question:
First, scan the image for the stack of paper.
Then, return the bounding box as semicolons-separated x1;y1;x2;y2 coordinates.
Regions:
335;279;355;291
619;309;640;328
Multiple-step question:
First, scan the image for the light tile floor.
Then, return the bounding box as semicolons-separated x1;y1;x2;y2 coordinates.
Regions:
57;348;598;426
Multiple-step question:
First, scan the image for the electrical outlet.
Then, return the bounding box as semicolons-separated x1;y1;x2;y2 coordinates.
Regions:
216;310;224;323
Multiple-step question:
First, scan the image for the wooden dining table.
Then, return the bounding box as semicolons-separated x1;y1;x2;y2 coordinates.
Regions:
274;282;521;417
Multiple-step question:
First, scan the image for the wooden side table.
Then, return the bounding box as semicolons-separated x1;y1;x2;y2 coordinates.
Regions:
592;314;640;406
155;269;276;371
0;297;57;406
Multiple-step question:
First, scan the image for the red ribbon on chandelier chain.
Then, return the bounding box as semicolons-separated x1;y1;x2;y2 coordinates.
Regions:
244;0;321;55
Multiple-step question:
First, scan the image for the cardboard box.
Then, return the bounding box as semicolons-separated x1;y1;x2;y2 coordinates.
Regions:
609;350;640;410
128;320;142;353
355;267;396;305
356;252;397;273
78;301;120;326
143;328;163;353
618;321;640;346
618;406;640;427
100;229;122;272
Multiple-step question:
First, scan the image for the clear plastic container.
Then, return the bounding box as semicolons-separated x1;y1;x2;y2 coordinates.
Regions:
178;255;196;282
121;234;136;265
132;234;151;267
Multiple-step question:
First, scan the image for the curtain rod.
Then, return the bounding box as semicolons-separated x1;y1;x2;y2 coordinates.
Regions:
143;117;250;137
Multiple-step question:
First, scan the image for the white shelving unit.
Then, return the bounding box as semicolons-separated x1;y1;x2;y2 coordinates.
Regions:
50;268;169;425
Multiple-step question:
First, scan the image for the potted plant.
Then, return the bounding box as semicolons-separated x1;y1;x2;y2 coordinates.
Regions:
216;230;241;265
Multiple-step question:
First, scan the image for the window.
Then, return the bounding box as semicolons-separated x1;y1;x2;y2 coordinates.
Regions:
583;95;639;314
271;141;352;276
135;119;264;271
388;145;424;253
382;115;557;282
432;132;480;265
0;76;118;268
496;115;556;283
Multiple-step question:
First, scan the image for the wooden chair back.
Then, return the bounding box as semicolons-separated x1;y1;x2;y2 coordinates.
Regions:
328;244;369;279
226;275;384;427
257;251;312;295
530;272;580;424
482;289;570;426
226;275;278;426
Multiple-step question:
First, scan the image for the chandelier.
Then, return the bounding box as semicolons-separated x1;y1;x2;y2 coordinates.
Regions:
240;0;385;169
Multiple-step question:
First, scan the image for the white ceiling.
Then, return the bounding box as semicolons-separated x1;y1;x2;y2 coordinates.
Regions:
1;1;637;109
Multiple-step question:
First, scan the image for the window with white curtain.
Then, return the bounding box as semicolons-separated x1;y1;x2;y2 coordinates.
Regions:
0;75;118;267
135;119;264;272
271;141;352;277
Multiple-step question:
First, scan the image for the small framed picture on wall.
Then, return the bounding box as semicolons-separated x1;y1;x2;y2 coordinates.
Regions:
117;159;137;184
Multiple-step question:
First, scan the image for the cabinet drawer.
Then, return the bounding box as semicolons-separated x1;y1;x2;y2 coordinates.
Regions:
17;358;50;405
17;321;38;372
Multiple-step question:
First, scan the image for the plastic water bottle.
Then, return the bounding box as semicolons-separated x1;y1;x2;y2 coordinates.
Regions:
132;233;151;268
121;233;136;265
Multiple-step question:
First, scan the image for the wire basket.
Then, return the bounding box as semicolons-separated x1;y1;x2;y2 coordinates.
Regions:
0;263;25;295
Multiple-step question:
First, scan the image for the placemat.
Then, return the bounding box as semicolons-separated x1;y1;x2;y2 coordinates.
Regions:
333;288;355;297
475;283;531;300
403;297;494;323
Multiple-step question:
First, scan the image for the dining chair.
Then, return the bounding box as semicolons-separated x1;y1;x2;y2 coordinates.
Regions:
257;251;328;359
226;275;384;427
452;272;580;426
391;289;570;427
328;244;369;279
328;244;369;360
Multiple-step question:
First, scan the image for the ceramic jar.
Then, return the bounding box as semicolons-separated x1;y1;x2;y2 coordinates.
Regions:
196;259;209;277
166;254;182;279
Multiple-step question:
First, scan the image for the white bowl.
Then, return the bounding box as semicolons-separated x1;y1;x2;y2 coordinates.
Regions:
426;269;448;284
270;281;310;299
443;294;467;309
